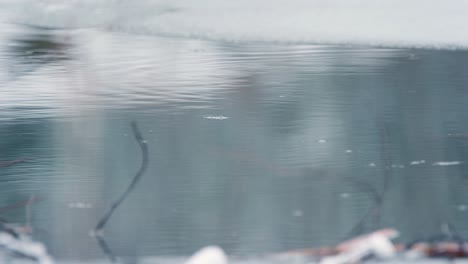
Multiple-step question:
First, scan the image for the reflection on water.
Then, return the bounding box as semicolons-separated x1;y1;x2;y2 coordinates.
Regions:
2;24;468;262
7;30;71;76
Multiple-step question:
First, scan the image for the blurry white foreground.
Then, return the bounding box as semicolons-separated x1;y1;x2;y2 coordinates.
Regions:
185;246;228;264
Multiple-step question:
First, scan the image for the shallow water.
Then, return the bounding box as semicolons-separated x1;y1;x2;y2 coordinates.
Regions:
1;21;468;263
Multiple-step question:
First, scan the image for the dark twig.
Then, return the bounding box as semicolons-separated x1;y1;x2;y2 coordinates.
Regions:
95;121;149;232
378;123;392;209
93;122;148;263
95;234;118;263
347;178;383;205
346;123;392;238
345;178;383;237
346;204;380;238
0;158;28;168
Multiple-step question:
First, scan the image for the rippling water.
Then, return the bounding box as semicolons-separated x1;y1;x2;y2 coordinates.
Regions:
1;17;468;263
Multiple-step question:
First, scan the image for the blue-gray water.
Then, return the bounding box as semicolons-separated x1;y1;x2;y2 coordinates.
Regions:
1;23;468;262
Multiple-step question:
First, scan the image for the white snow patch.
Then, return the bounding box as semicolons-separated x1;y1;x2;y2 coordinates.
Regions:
410;160;426;165
68;202;93;209
340;193;350;199
293;210;304;217
3;0;468;48
432;161;463;166
185;246;228;264
204;116;229;120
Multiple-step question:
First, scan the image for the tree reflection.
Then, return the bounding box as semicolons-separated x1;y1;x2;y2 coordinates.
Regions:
7;28;72;77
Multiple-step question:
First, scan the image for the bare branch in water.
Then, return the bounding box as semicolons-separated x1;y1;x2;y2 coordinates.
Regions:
93;122;149;262
346;123;393;238
378;123;392;209
347;178;382;204
95;234;118;263
95;121;149;232
24;195;37;233
0;158;28;168
345;203;381;238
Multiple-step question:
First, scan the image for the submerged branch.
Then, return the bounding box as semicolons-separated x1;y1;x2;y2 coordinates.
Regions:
95;234;118;263
92;122;149;263
95;121;149;232
0;158;27;168
345;123;392;238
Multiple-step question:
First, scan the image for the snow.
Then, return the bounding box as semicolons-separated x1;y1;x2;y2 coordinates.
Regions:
2;0;468;49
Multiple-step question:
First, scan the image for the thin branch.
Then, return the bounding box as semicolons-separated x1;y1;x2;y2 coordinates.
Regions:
0;158;27;168
347;178;382;204
25;195;36;233
345;122;393;238
95;234;118;263
95;121;149;232
345;203;380;238
378;123;392;204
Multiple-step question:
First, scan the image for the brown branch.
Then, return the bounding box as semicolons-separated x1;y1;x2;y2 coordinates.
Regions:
0;158;28;168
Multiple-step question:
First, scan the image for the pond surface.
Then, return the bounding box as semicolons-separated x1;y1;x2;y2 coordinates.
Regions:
1;22;468;262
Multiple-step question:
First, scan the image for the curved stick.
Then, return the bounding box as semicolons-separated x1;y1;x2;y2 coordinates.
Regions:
95;121;149;232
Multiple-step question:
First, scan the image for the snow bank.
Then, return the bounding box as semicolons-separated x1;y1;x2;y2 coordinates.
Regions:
1;0;468;48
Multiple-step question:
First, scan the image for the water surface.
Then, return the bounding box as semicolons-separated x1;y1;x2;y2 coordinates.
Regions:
1;23;468;262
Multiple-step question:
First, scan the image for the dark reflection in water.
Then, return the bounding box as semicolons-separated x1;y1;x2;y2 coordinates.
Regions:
6;29;71;77
1;24;468;262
